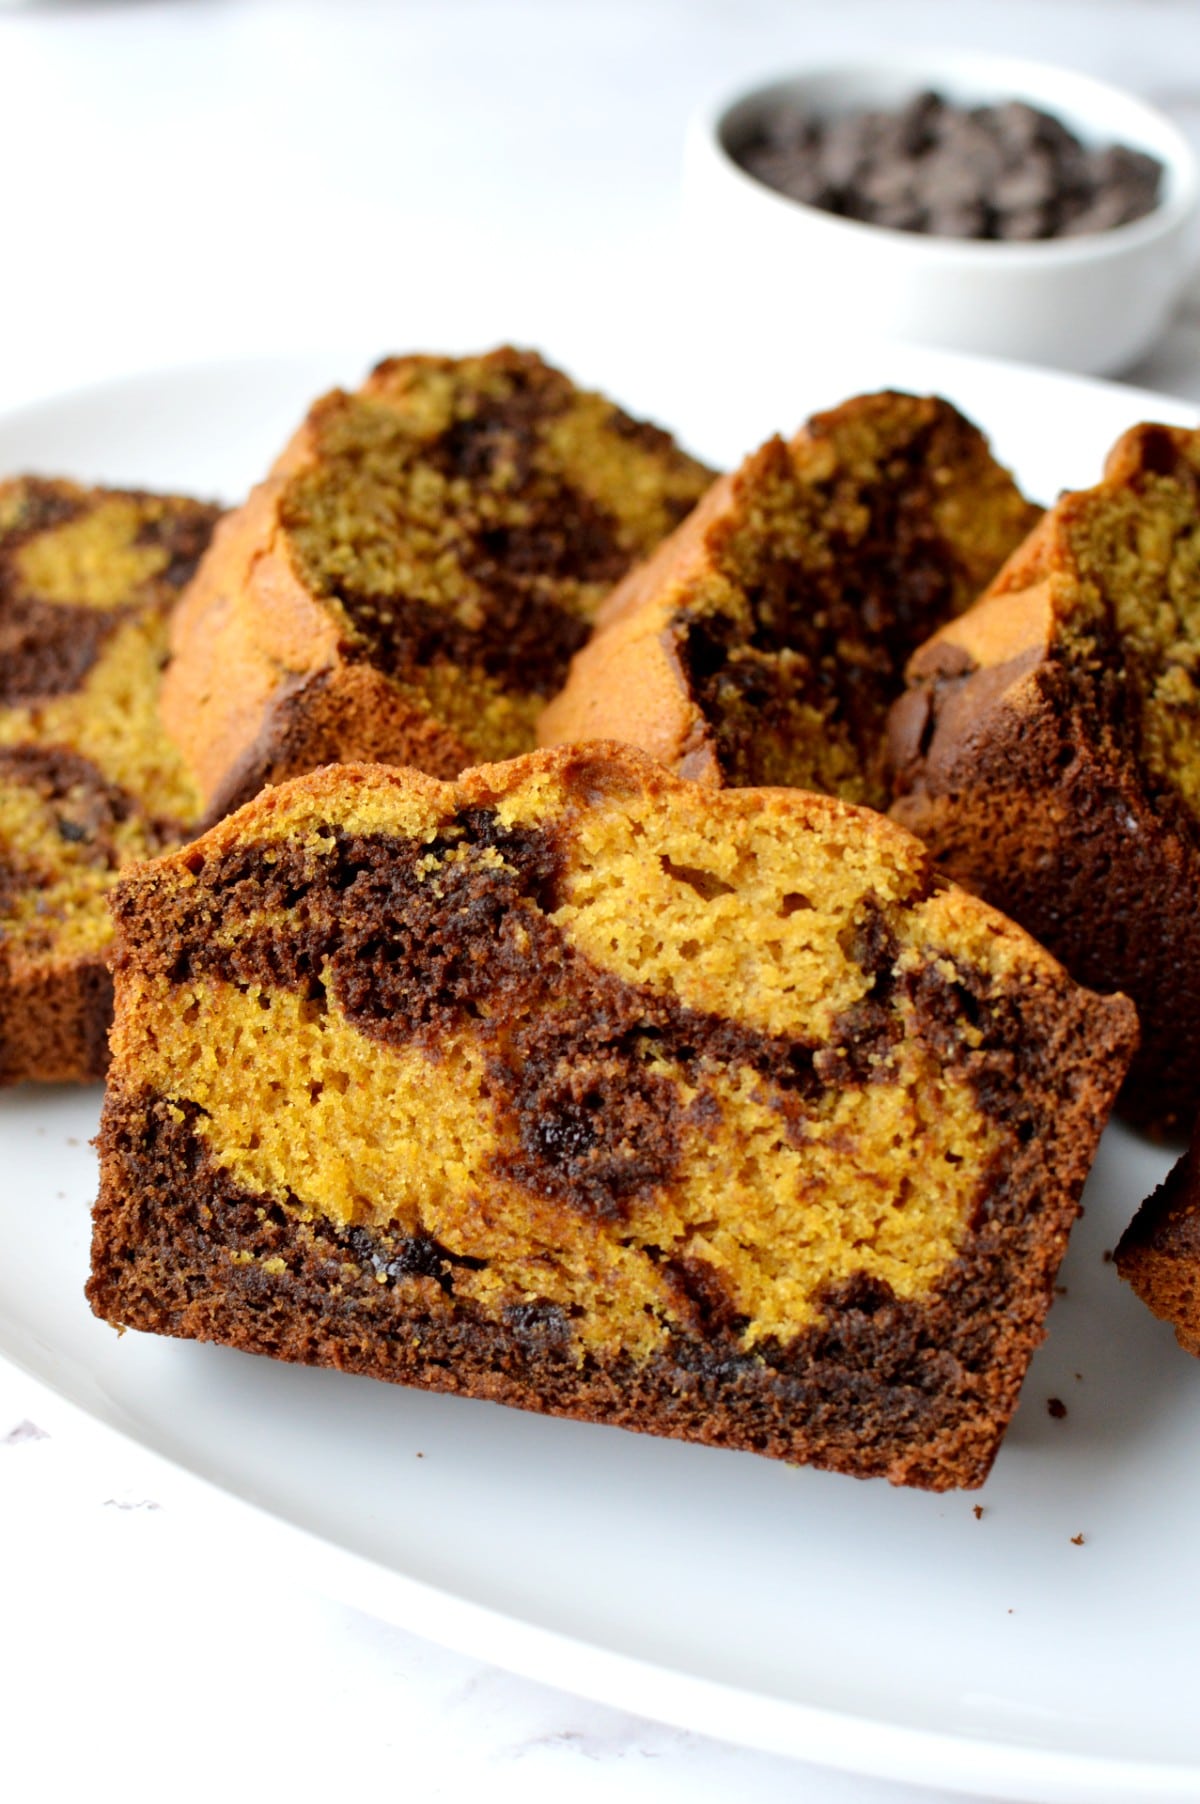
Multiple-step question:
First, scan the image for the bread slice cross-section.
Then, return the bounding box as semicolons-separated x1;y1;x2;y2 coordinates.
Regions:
89;744;1134;1489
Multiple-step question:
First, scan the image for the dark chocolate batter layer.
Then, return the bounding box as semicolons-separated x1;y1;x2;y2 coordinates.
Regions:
0;484;216;704
90;1087;1065;1489
675;413;996;794
129;503;220;594
329;555;597;703
288;366;692;702
0;594;134;707
0;744;189;869
0;479;86;541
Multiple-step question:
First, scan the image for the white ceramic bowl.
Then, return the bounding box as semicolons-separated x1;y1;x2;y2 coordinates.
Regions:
683;52;1200;375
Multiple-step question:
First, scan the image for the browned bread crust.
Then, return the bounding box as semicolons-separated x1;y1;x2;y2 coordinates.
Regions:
0;479;219;1085
1117;1124;1200;1354
889;423;1200;1136
539;393;1039;807
89;744;1135;1489
0;947;113;1085
161;350;714;820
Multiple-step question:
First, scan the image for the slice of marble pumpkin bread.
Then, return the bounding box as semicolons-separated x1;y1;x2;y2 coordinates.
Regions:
160;348;714;820
0;477;219;1083
538;392;1039;809
888;423;1200;1136
88;744;1135;1490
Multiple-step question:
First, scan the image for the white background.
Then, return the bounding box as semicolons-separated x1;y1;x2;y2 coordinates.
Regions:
1;5;1198;1804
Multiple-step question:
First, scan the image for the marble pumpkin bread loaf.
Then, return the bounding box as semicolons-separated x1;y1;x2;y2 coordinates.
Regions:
88;744;1135;1490
1117;1121;1200;1354
0;477;219;1084
889;423;1200;1136
160;348;714;820
538;392;1039;809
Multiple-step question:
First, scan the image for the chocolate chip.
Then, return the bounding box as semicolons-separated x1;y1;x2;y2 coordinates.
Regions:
980;100;1043;156
1061;184;1151;237
745;146;831;209
999;205;1053;243
760;102;816;154
936;115;1006;188
822;112;882;189
895;90;942;157
927;200;988;239
855;159;903;204
993;152;1058;214
871;202;925;233
915;149;992;212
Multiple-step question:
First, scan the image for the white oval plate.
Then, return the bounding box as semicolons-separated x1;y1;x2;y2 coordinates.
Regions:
1;343;1198;1803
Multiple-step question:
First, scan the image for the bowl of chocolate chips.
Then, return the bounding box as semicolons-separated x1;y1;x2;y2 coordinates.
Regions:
683;52;1198;374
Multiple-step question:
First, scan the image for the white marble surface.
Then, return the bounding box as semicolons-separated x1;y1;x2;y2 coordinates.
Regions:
0;4;1198;1802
